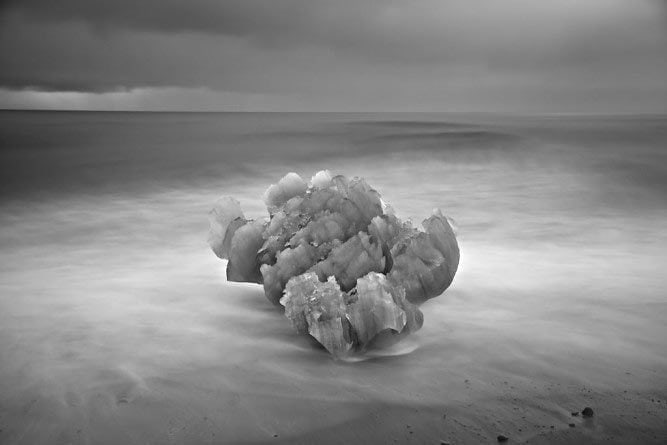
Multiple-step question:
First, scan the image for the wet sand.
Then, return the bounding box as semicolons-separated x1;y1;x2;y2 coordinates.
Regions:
1;235;665;444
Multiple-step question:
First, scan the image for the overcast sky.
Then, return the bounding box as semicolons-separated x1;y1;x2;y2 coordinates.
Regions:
0;0;665;112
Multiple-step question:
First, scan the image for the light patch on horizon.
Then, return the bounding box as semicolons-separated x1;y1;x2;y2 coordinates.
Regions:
0;87;305;111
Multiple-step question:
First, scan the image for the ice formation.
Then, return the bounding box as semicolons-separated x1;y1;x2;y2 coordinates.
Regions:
209;171;459;358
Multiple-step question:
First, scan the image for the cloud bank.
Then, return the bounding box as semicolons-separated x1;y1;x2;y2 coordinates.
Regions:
1;0;665;111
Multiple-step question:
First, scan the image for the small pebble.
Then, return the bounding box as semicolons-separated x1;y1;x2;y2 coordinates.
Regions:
497;435;509;442
441;441;450;445
571;412;579;417
569;423;576;428
582;407;594;418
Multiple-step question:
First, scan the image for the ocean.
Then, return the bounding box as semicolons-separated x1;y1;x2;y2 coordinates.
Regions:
1;111;666;444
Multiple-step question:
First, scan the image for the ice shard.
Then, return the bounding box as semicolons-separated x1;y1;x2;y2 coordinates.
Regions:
209;171;459;357
208;197;246;259
346;272;422;346
309;232;386;292
281;272;353;357
226;218;267;284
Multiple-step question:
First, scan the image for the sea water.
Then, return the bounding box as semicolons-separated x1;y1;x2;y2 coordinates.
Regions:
0;111;666;443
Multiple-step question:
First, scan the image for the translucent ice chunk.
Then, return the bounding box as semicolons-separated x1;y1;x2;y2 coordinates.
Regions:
310;170;333;189
281;271;423;358
226;219;267;284
310;232;386;291
208;197;246;259
281;273;353;357
387;211;459;304
422;209;460;293
346;272;408;345
261;243;333;305
262;172;308;212
287;212;348;249
367;214;416;249
209;171;460;357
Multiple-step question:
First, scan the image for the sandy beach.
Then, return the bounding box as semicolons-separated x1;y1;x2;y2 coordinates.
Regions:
1;231;665;444
1;112;666;444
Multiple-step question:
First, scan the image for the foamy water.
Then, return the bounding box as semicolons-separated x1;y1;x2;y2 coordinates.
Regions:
1;112;666;443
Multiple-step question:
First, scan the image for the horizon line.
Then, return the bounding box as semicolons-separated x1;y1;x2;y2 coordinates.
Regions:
1;108;665;117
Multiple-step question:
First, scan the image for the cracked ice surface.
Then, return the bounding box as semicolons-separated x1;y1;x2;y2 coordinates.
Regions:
209;171;459;358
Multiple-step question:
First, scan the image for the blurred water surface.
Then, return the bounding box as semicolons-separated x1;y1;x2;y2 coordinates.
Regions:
0;111;666;443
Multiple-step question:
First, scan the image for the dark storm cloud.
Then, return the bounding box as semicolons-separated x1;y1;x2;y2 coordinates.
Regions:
0;0;665;111
2;0;405;56
3;0;327;41
6;0;664;62
0;17;341;93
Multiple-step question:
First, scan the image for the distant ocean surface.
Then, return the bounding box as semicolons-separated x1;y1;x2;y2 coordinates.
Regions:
2;111;666;255
1;111;666;443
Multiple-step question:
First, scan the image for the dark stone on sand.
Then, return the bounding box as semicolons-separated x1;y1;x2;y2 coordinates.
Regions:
582;407;594;418
569;423;576;427
571;411;579;416
497;434;509;442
